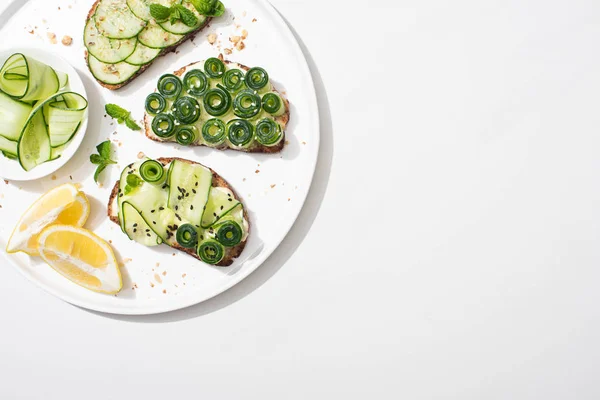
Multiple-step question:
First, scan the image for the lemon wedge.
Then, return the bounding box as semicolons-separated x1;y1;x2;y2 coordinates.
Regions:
6;184;90;256
37;225;122;294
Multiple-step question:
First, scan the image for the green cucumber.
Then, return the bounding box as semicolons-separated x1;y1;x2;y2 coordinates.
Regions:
88;54;140;85
0;135;17;157
126;0;180;21
159;2;206;35
49;142;68;161
43;92;88;147
167;159;212;225
84;18;137;63
94;0;146;39
138;21;183;49
124;41;161;65
0;53;59;101
17;110;51;171
0;90;32;141
201;186;241;228
118;160;181;243
122;202;163;246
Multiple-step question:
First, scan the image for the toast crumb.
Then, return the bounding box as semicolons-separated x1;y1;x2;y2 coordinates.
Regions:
47;32;57;44
270;184;276;188
61;35;72;46
154;273;162;283
224;48;232;55
241;29;248;39
255;170;260;174
137;152;145;159
235;41;245;51
207;33;217;44
252;18;257;23
51;175;57;181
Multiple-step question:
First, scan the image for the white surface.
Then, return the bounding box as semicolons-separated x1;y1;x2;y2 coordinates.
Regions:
0;0;318;314
0;47;88;181
2;0;600;399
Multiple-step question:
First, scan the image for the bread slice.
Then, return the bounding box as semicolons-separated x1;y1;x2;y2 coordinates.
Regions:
144;55;290;153
85;0;212;90
107;157;248;266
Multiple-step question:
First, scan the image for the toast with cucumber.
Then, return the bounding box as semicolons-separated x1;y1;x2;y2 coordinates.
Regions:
84;0;223;90
108;157;248;266
144;56;290;152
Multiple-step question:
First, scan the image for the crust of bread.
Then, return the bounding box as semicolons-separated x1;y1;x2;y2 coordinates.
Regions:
85;0;212;90
107;157;248;267
144;56;290;153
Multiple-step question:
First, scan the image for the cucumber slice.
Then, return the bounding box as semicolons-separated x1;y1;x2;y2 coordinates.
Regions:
84;18;137;63
167;159;212;225
201;187;241;228
159;2;206;34
0;90;32;141
122;202;163;246
94;0;146;39
88;54;140;85
124;41;161;65
43;92;88;147
56;70;69;89
118;160;181;243
18;110;51;171
126;0;180;21
0;53;59;101
49;142;68;161
138;20;184;49
0;135;17;157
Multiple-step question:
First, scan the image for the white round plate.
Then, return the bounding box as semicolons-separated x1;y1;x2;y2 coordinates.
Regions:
0;0;319;314
0;47;88;181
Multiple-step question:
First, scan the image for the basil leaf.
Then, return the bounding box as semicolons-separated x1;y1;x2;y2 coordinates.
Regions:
149;4;172;21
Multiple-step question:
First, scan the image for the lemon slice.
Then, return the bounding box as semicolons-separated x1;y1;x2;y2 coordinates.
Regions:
6;184;90;256
37;225;122;294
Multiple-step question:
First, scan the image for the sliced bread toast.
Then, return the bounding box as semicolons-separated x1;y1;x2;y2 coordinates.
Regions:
85;0;212;90
107;157;248;266
144;55;290;153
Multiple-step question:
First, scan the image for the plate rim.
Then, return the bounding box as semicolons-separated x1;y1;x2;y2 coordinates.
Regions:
0;46;89;181
0;0;320;315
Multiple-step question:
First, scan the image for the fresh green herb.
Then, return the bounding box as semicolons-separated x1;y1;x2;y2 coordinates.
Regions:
190;0;225;17
150;3;199;27
149;4;172;20
174;4;199;26
124;174;143;195
105;103;141;131
89;141;117;183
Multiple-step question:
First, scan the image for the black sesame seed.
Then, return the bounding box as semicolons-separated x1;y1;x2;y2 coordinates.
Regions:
153;221;156;225
195;182;198;187
175;214;181;221
190;205;194;210
192;189;196;194
133;228;137;233
200;235;204;240
159;206;164;211
133;223;138;227
151;209;155;213
175;205;179;210
220;205;224;210
228;198;232;201
147;233;151;237
146;229;150;232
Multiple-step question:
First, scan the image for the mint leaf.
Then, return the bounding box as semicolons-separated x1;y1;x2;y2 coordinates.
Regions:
94;164;107;183
105;103;130;120
125;118;142;131
190;0;225;17
175;4;199;27
149;3;172;20
90;154;105;165
96;140;112;160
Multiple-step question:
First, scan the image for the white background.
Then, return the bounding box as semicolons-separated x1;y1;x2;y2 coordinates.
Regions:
1;0;600;399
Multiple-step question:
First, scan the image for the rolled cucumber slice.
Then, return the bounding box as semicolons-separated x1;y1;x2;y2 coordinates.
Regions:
159;2;206;35
126;0;180;21
201;187;241;228
122;202;163;246
18;110;51;171
43;92;88;147
125;42;161;65
0;135;17;157
0;90;32;141
138;20;184;49
88;54;140;85
84;18;137;63
94;0;146;39
167;159;212;225
0;53;59;101
56;70;69;89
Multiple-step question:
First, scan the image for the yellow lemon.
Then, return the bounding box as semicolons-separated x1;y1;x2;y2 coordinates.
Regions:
37;225;122;294
6;184;90;256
